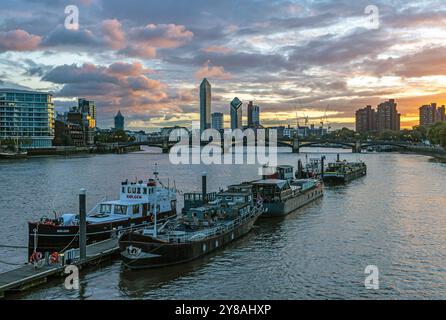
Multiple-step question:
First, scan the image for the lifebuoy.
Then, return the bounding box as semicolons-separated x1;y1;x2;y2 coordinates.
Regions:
150;215;154;222
50;252;59;264
29;251;43;263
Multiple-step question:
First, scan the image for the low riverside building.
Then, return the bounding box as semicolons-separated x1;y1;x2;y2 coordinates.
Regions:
0;88;55;149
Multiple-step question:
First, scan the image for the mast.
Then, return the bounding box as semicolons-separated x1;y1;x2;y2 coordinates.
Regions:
154;191;159;238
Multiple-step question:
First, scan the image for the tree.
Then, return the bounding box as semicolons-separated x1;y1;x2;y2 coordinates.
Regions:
95;130;132;143
427;122;446;148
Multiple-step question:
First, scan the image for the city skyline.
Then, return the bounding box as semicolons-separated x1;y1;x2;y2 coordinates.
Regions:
1;1;446;130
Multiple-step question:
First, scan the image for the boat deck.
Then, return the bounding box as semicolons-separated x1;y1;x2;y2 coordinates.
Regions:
0;238;119;299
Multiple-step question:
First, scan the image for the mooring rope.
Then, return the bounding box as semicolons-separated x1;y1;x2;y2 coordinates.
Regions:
0;244;27;249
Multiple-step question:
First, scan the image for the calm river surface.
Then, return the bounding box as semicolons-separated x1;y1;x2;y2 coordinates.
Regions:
0;147;445;299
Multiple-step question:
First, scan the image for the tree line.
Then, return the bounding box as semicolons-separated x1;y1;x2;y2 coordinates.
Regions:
324;121;446;148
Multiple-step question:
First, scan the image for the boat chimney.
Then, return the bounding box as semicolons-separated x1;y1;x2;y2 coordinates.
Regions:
297;159;302;179
202;172;207;203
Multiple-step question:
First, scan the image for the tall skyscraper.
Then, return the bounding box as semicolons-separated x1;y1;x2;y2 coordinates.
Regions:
230;97;243;130
200;78;211;133
355;105;377;133
247;101;261;127
377;99;400;132
114;110;124;130
419;103;446;126
211;112;224;131
247;101;254;127
252;105;260;126
0;88;54;149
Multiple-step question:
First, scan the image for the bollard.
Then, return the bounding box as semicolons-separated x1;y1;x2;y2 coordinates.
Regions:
321;156;325;179
202;172;207;203
79;188;87;261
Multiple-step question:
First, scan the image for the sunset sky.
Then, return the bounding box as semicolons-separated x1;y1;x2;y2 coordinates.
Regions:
1;0;445;130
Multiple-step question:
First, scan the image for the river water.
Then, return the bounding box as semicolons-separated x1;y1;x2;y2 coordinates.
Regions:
0;147;445;299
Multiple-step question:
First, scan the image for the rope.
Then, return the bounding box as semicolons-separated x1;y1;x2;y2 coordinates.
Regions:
59;230;80;254
0;244;27;249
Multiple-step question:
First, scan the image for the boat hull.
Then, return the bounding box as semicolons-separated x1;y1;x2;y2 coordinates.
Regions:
119;212;260;269
28;210;176;258
260;183;324;217
323;167;367;183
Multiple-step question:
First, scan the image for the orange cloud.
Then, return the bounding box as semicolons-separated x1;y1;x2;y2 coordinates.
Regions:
195;60;232;80
101;19;126;50
201;45;232;54
0;29;41;52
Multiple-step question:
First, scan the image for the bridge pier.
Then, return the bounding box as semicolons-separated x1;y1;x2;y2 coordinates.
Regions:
292;138;300;153
352;141;362;153
162;138;170;153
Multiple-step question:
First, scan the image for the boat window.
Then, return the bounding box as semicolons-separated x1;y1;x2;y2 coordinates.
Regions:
137;187;141;194
132;187;137;193
122;187;125;193
225;196;232;201
127;187;131;193
143;188;147;194
100;204;112;214
133;205;139;214
114;205;127;215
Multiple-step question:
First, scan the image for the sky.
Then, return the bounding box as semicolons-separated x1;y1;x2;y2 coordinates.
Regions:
1;0;446;130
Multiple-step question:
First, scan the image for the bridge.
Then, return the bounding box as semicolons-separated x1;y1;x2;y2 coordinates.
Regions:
121;135;414;154
277;139;412;153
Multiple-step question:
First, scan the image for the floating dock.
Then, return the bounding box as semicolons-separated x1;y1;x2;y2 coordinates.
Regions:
0;238;119;299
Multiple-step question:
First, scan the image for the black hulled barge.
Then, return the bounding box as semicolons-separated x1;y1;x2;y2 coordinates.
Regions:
119;183;263;269
322;158;367;183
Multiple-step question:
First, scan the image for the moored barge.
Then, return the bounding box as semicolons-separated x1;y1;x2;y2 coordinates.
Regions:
248;165;324;218
322;160;367;183
119;183;263;269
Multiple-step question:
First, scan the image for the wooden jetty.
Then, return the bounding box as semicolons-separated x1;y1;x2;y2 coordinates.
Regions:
0;238;119;299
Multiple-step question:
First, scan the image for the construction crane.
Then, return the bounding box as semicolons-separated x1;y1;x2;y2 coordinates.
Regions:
320;104;331;132
294;105;300;129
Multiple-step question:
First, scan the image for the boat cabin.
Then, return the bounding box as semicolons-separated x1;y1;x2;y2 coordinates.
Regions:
251;179;293;203
262;165;294;180
84;179;176;223
290;179;317;191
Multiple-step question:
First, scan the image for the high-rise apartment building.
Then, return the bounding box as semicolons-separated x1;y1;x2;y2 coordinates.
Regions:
252;105;260;126
0;88;54;149
211;112;224;131
419;103;446;126
377;99;400;132
76;98;96;144
230;97;243;130
355;105;377;133
247;101;260;127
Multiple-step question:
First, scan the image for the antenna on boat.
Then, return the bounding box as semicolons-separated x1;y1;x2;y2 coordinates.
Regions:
153;163;159;180
154;191;159;238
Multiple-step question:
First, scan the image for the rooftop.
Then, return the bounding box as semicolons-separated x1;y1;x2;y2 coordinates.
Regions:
0;88;52;95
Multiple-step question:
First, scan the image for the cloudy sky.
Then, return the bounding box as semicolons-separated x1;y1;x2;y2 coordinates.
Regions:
1;0;445;130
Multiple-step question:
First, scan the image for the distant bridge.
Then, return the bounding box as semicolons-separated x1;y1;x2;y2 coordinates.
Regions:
121;135;414;154
277;139;412;153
